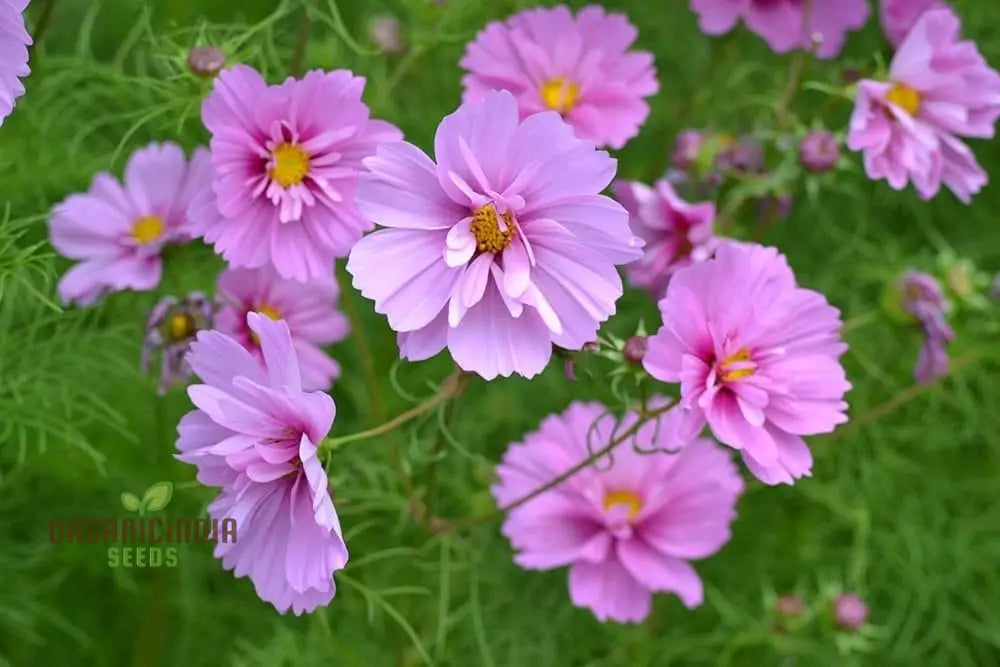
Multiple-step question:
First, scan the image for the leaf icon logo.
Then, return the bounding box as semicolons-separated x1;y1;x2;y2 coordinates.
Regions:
120;481;174;515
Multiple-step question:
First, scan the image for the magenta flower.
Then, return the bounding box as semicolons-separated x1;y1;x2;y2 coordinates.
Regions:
833;592;869;631
0;0;30;127
216;265;348;392
348;90;643;380
643;242;851;485
49;142;212;306
689;0;870;59
189;65;402;283
459;5;658;150
492;402;743;623
614;179;717;297
847;8;1000;203
880;0;948;47
176;313;346;615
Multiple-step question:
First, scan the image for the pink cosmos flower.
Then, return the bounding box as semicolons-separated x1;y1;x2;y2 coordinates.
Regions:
492;401;743;623
613;179;717;297
880;0;948;47
459;5;658;150
215;265;349;392
189;65;402;283
689;0;870;59
847;8;1000;203
49;142;212;306
0;0;30;127
643;242;851;485
176;312;346;615
348;90;643;380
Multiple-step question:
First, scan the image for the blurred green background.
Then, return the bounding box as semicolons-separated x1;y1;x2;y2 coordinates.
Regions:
2;0;1000;665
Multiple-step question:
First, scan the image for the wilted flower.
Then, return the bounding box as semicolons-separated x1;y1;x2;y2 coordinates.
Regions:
142;293;216;395
644;242;851;485
833;592;869;631
370;15;403;53
176;313;346;615
215;266;348;392
49;142;212;305
672;130;704;171
187;45;226;77
847;8;1000;203
189;65;402;282
459;4;658;149
799;130;840;172
0;0;30;127
492;401;743;623
880;0;949;47
689;0;870;59
614;178;717;296
348;90;643;380
899;270;954;382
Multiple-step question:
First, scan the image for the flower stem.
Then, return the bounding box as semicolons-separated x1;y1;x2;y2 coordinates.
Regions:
289;5;311;77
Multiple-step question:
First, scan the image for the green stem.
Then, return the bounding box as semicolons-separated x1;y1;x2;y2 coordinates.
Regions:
289;5;311;77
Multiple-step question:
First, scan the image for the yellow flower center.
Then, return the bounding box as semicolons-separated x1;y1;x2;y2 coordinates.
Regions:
540;77;580;114
131;215;165;245
470;204;516;254
167;313;197;342
719;347;754;382
603;490;643;521
269;143;310;188
886;83;921;116
250;304;282;345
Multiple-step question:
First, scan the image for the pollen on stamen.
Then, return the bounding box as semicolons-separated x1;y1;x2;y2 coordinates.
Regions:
603;489;643;521
719;347;755;382
540;77;580;114
168;313;197;342
249;304;282;345
886;83;921;116
269;143;311;188
130;215;165;245
470;204;516;254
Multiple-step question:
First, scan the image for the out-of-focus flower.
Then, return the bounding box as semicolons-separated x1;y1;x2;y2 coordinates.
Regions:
49;142;212;306
689;0;870;59
187;45;226;77
672;130;704;171
189;65;402;282
899;270;954;382
644;242;851;485
142;293;216;395
215;266;348;392
176;313;346;615
799;130;840;172
614;178;717;296
492;401;742;623
459;4;658;149
348;90;643;380
880;0;949;47
0;0;30;127
777;594;806;617
833;592;869;631
715;134;764;173
756;193;793;221
370;15;403;54
847;8;1000;203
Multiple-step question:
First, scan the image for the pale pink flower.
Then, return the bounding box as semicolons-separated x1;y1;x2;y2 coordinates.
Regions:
49;142;212;305
880;0;948;47
643;242;851;485
613;179;717;296
847;8;1000;203
689;0;870;59
176;313;346;615
215;266;348;392
0;0;30;127
348;90;643;380
459;4;658;149
189;65;402;283
492;401;743;623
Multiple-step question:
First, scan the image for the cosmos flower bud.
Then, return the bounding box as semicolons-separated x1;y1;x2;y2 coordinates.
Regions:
187;45;226;78
623;336;648;365
370;15;403;54
833;592;869;631
799;130;840;173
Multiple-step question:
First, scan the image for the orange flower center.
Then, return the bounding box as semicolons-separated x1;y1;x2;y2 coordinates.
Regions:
603;489;643;521
540;77;580;114
719;347;754;382
269;143;310;188
131;215;165;245
168;313;197;342
470;204;516;254
886;83;921;116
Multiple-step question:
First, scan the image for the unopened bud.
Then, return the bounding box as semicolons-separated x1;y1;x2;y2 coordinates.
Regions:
623;336;648;365
187;45;225;78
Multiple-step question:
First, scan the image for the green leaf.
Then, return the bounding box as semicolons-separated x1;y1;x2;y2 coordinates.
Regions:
120;492;141;512
142;481;173;512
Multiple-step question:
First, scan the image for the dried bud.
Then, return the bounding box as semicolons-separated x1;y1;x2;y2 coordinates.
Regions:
187;45;226;78
623;336;648;365
833;593;868;632
799;130;840;173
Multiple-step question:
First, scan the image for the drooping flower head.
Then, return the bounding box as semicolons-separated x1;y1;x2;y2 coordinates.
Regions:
348;90;643;380
141;292;217;395
689;0;870;59
847;8;1000;203
613;179;717;297
459;5;658;149
49;142;212;306
216;265;348;392
898;270;954;383
880;0;949;47
176;313;346;615
492;401;743;623
189;65;402;283
643;242;851;485
0;0;30;127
